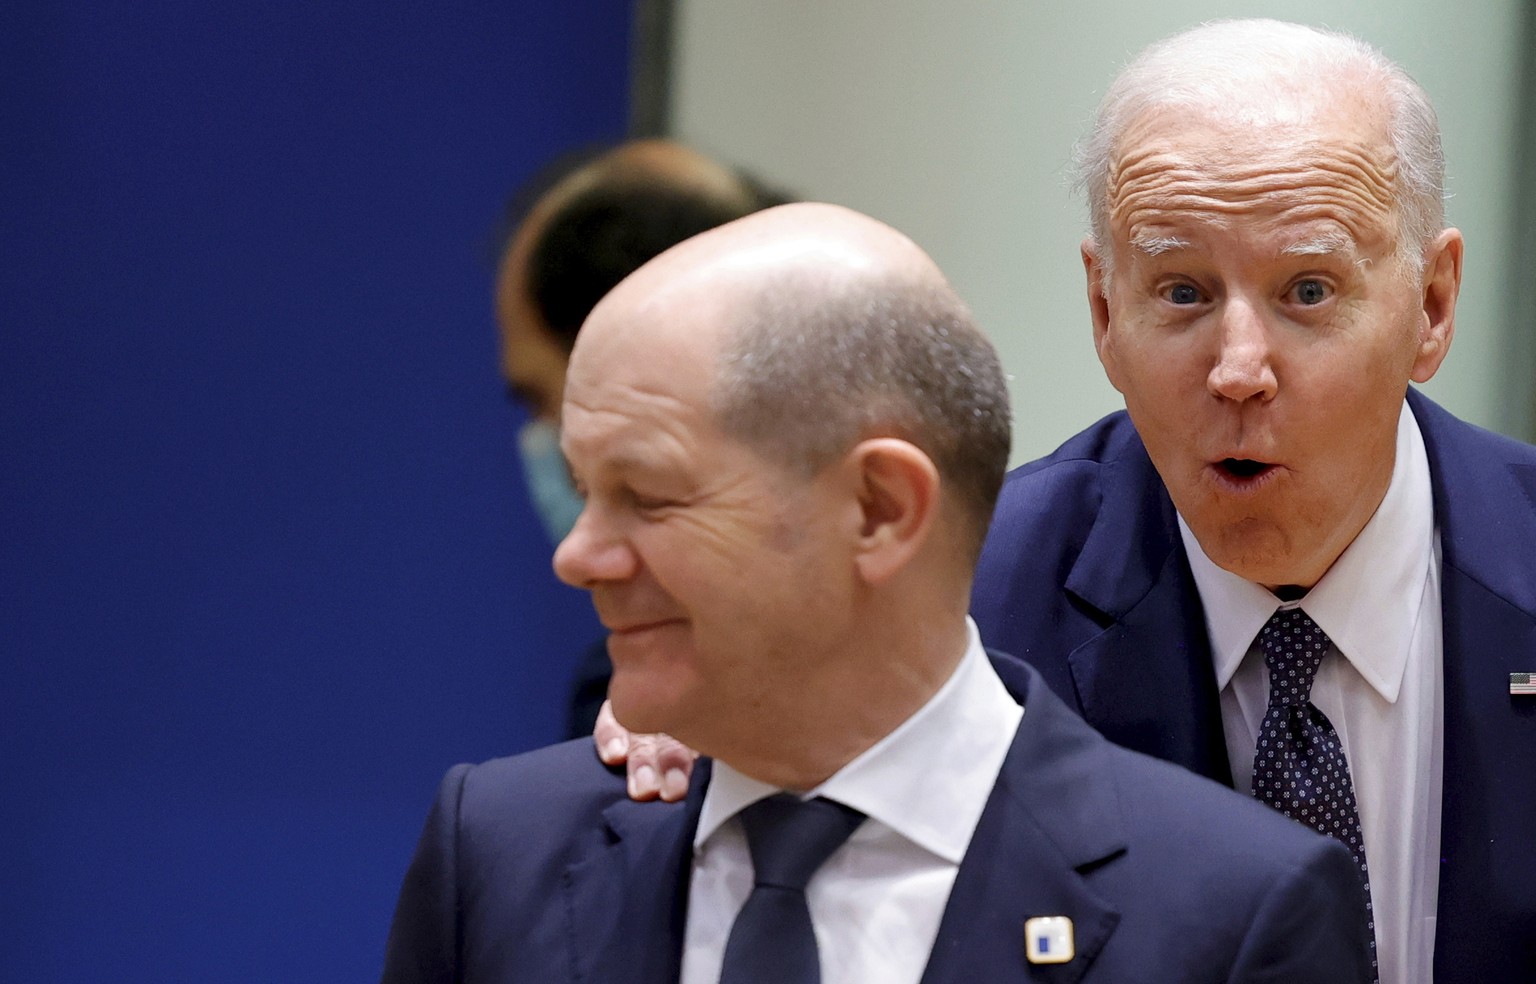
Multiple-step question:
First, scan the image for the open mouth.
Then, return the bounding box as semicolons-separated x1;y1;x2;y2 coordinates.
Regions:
1217;458;1275;479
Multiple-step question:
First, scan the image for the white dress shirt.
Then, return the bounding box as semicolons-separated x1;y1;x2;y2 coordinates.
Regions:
1178;400;1444;984
679;617;1023;984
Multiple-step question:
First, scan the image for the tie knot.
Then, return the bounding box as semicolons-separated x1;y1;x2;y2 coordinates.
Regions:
1259;607;1332;705
738;794;865;891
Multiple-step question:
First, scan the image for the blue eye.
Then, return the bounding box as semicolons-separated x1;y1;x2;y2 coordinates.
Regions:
1293;279;1330;305
1167;284;1201;305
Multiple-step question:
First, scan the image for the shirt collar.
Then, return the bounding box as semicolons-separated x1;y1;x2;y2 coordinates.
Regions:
1179;400;1435;703
695;617;1022;864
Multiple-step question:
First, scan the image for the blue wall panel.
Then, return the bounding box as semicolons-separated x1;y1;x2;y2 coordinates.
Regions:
1;2;628;979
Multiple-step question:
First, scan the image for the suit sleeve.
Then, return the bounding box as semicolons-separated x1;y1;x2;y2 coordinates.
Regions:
380;764;472;984
1226;836;1374;984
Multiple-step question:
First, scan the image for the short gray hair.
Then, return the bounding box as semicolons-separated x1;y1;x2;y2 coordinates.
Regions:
1073;19;1445;280
712;270;1011;560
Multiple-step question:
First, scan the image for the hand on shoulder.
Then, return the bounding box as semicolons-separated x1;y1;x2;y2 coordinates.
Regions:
594;699;699;802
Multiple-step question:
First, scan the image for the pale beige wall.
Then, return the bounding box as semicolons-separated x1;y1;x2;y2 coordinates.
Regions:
670;1;1523;461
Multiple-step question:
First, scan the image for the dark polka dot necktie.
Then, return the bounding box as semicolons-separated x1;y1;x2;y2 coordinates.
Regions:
1252;607;1377;981
719;794;866;984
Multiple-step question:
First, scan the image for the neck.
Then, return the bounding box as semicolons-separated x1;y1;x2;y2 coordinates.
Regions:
702;612;971;791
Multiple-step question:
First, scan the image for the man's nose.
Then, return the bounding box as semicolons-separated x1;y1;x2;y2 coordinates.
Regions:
1207;299;1278;403
552;504;637;588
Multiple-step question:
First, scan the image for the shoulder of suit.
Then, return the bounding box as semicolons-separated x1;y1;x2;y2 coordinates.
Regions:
1010;409;1140;479
1411;388;1536;470
982;411;1142;555
450;738;628;828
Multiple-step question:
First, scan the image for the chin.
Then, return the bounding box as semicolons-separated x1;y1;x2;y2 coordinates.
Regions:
606;692;665;736
1197;519;1300;583
607;676;689;738
1209;544;1308;589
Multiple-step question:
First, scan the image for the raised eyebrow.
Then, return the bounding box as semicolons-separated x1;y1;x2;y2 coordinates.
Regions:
1129;234;1191;256
1281;233;1357;257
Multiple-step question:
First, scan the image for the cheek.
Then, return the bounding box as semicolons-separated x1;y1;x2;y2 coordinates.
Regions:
1349;273;1426;349
640;516;787;610
1111;330;1205;411
1315;311;1419;400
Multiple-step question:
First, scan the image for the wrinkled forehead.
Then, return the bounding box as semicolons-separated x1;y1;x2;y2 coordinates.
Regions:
1106;99;1401;251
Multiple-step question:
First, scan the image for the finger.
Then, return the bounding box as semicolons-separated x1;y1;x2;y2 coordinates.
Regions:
626;733;665;801
654;736;699;803
593;700;631;765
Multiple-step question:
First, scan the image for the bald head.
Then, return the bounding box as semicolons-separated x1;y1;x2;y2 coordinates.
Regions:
578;203;1012;560
556;205;1006;774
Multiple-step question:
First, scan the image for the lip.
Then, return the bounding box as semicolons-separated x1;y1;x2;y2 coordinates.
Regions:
1205;457;1285;495
605;618;686;637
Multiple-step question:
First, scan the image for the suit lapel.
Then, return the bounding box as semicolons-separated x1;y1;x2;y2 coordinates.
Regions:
1063;439;1231;784
921;669;1125;984
1409;391;1536;978
563;761;712;984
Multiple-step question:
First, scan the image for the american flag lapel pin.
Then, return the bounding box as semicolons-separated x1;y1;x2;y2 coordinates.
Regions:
1512;673;1536;696
1024;916;1074;964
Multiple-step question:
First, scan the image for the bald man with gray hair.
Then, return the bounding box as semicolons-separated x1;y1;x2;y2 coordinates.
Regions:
381;202;1371;983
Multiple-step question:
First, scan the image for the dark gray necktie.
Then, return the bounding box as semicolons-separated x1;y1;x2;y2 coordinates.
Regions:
1251;607;1378;981
718;794;866;984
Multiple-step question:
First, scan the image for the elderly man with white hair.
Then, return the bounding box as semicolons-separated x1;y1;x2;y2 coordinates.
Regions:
971;18;1536;984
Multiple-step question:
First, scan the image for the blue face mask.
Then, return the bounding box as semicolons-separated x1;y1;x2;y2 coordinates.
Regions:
517;418;584;545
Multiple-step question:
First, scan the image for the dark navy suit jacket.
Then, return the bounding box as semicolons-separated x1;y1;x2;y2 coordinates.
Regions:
381;661;1371;983
972;389;1536;982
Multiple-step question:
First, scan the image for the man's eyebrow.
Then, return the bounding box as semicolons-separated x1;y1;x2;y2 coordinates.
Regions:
1129;234;1191;256
1281;232;1356;256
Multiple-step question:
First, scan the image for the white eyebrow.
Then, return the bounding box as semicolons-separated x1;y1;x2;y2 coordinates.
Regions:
1281;233;1356;256
1129;234;1190;256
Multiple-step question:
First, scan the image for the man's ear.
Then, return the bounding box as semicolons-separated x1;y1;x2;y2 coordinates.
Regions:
842;438;940;586
1411;228;1463;384
1083;238;1124;393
